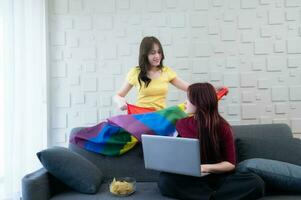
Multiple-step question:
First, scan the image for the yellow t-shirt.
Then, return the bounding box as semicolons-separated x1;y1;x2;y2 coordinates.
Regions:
126;66;177;110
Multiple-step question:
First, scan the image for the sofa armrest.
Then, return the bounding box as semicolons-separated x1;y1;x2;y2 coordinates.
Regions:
22;168;51;200
22;168;69;200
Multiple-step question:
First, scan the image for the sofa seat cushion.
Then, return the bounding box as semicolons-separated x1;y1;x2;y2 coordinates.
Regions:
49;181;301;200
259;196;301;200
50;182;175;200
235;137;301;165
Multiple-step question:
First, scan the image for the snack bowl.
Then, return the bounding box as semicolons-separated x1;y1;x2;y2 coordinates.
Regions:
109;177;136;197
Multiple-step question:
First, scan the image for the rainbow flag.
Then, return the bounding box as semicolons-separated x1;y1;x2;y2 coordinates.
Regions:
70;104;188;156
70;87;229;156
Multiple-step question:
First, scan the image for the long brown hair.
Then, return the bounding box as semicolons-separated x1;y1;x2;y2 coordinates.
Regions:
187;83;228;164
137;36;165;88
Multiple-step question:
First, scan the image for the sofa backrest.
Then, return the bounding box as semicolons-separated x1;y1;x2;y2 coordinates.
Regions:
69;128;160;182
232;123;293;139
69;123;293;182
69;143;160;182
232;123;294;163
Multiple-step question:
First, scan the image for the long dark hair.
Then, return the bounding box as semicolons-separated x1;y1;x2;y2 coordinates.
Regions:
137;36;165;88
187;83;228;164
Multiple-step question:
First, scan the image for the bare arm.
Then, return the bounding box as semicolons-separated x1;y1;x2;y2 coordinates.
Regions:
113;81;133;111
201;161;235;174
170;77;189;91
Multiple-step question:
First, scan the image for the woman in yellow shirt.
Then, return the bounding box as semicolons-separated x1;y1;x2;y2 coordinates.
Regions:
114;36;189;111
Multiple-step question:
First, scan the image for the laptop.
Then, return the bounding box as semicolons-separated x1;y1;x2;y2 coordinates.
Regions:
141;134;208;177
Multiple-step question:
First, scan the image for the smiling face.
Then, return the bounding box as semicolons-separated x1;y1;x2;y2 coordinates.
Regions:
147;43;162;68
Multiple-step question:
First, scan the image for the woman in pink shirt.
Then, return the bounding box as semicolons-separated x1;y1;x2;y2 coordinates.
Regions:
158;83;265;200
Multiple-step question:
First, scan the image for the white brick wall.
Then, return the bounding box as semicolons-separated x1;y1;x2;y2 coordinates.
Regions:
48;0;301;145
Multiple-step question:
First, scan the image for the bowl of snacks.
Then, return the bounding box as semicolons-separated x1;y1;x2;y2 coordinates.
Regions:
109;177;136;196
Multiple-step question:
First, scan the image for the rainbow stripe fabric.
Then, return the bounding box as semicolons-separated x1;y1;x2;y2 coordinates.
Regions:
69;104;188;156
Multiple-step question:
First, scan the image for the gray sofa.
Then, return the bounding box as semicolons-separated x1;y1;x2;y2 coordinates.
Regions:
22;124;301;200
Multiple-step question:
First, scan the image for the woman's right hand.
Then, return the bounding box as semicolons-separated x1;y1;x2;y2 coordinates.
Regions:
113;95;128;111
119;103;128;111
114;81;133;111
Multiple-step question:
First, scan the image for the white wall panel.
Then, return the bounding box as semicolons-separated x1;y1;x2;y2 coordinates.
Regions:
48;0;301;146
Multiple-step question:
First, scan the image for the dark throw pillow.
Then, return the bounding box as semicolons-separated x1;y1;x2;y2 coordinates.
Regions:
37;146;103;194
236;137;301;166
237;158;301;193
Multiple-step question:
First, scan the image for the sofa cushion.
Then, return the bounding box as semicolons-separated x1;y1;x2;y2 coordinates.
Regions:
237;158;301;193
235;137;301;165
50;182;175;200
37;146;103;194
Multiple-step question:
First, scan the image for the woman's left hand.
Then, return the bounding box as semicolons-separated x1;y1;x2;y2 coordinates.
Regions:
215;86;223;93
200;164;211;173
